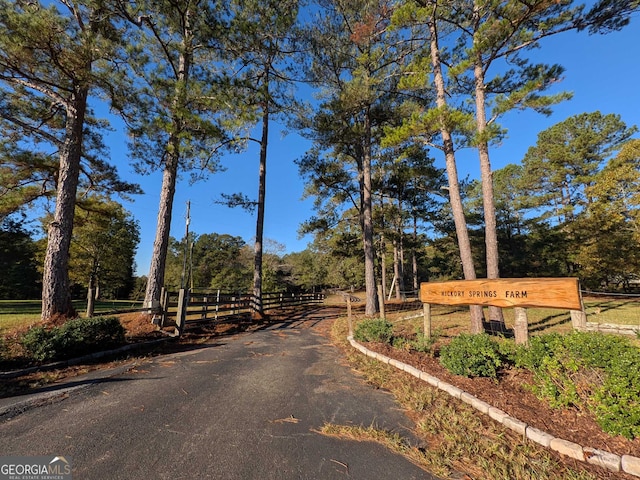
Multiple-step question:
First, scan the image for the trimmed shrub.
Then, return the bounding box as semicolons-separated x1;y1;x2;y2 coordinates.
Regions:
439;333;507;379
57;316;125;358
353;318;393;343
19;326;57;362
562;331;633;369
514;331;640;439
20;316;125;363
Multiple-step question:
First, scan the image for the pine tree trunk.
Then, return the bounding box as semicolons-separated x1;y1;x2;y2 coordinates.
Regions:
380;231;387;301
393;239;402;299
144;32;192;311
362;108;378;316
144;151;179;310
86;264;98;318
394;198;406;300
473;43;505;325
428;15;484;333
41;87;88;323
398;224;406;297
412;216;419;292
86;287;95;318
252;76;269;319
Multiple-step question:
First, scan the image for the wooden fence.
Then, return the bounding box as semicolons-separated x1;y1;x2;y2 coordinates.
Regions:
155;289;325;334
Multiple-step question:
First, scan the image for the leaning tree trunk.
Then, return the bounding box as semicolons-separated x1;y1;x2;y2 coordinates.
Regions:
144;150;179;310
428;14;484;333
393;234;406;299
398;219;406;297
393;198;406;300
41;87;88;323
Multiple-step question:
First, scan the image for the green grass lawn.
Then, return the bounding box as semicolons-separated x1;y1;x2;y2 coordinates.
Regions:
0;300;143;334
583;297;640;326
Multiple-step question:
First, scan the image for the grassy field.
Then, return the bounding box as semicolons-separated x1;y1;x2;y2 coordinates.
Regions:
0;300;143;334
583;297;640;326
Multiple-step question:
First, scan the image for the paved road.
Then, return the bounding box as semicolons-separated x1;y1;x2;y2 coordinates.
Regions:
0;310;437;479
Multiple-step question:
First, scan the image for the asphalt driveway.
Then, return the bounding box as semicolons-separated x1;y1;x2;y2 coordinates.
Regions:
0;311;437;479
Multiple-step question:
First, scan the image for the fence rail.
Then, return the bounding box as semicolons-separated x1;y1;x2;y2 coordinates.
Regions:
157;289;324;333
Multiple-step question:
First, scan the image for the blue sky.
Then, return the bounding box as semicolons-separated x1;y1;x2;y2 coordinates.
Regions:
103;17;640;277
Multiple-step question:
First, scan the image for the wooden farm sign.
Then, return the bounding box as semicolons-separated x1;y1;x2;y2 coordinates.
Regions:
419;278;586;345
420;277;582;310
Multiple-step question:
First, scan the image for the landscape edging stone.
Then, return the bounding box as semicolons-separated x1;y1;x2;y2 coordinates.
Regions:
348;337;640;477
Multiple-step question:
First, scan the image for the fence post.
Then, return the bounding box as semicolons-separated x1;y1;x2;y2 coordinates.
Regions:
202;296;208;320
176;288;188;336
570;309;587;330
514;307;529;345
571;288;587;331
157;287;169;327
423;302;431;339
215;289;220;321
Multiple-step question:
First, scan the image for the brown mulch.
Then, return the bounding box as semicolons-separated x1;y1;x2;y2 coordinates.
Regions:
364;341;640;460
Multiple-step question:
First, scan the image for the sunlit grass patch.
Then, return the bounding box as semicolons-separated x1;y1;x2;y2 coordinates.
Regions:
0;300;144;334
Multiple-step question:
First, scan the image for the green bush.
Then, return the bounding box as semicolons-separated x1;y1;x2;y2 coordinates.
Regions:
515;331;640;439
513;333;563;370
353;318;394;343
439;333;507;378
562;331;633;369
410;332;438;355
593;349;640;440
391;332;438;355
0;336;8;361
391;336;410;350
20;316;125;363
513;333;583;408
19;326;58;362
57;316;125;358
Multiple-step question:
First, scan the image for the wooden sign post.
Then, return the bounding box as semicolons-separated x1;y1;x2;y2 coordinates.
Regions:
420;278;586;344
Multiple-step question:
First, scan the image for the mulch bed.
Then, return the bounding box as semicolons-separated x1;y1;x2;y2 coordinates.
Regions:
364;341;640;459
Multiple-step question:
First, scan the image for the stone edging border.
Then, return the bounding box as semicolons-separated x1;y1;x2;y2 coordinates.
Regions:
347;336;640;478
